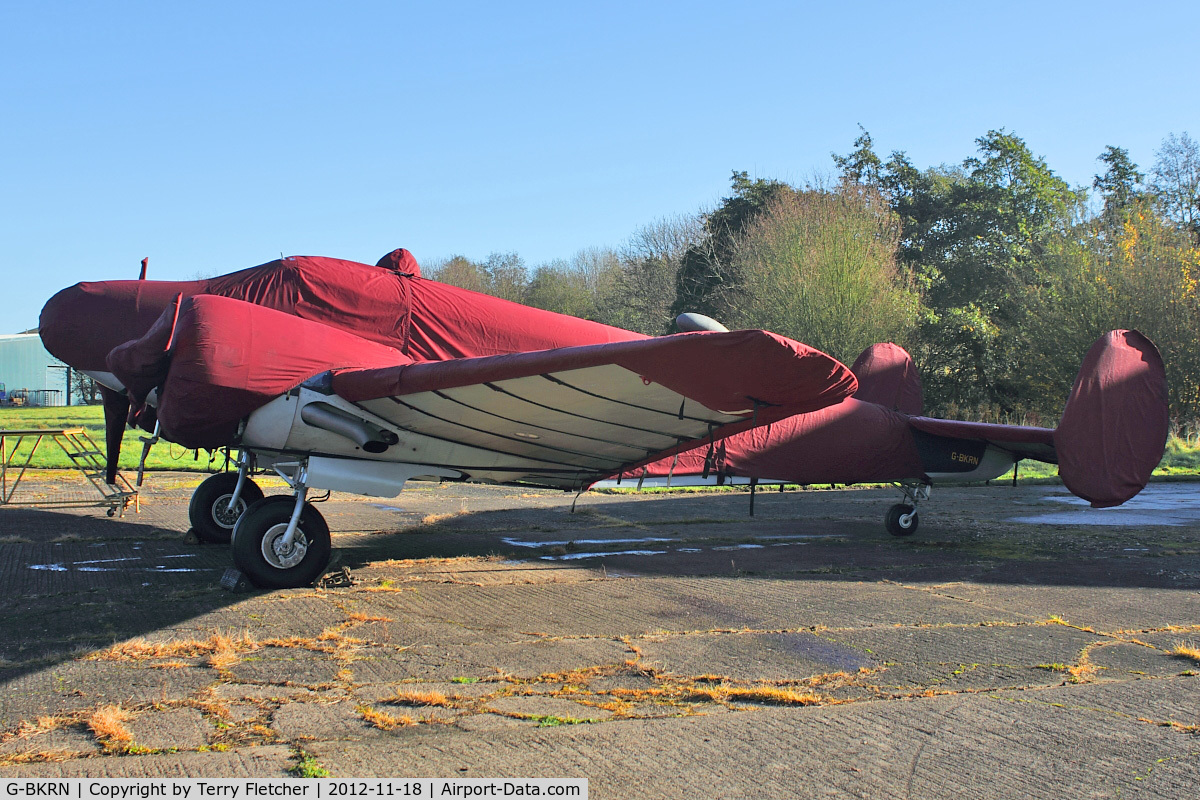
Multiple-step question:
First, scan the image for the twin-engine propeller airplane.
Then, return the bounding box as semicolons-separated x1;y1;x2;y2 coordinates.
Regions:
39;250;1169;589
39;250;858;588
622;315;1170;536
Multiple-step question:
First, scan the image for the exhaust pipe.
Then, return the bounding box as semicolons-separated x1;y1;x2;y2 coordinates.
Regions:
300;402;399;454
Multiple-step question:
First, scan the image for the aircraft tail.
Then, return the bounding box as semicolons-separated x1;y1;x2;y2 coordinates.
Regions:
850;343;924;415
1054;330;1169;507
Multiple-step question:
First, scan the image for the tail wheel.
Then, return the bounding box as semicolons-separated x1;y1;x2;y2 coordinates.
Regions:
885;503;918;537
231;495;331;589
188;472;264;544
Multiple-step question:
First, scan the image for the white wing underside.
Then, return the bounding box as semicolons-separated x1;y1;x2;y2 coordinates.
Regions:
242;363;748;490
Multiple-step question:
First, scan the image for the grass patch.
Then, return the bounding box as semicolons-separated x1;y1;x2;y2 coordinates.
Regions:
356;705;414;731
86;705;133;751
290;750;331;778
392;689;451;707
1170;642;1200;663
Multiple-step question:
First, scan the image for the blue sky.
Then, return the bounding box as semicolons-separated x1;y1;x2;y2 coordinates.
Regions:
3;1;1198;330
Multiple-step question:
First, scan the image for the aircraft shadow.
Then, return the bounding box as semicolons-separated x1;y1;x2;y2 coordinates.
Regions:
2;483;1198;686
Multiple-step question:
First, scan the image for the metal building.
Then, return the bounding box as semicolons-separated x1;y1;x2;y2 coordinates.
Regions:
0;333;69;406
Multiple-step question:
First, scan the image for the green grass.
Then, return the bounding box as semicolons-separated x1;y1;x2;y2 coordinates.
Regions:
5;405;1200;484
0;405;228;472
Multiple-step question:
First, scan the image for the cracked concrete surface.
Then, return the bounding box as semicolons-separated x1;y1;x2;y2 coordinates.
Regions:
1;474;1198;797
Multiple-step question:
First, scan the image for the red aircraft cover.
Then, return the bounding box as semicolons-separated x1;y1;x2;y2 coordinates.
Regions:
41;251;645;373
850;342;924;415
626;397;923;484
1054;330;1169;507
331;328;856;414
116;294;858;457
112;295;411;448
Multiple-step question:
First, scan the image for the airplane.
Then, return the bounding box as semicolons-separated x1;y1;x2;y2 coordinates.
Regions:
39;250;860;588
613;314;1170;536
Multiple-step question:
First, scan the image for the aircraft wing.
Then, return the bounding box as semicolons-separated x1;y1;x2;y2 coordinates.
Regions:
322;330;859;489
106;294;857;491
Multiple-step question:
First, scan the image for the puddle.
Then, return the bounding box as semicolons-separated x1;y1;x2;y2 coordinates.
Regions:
540;549;669;561
30;553;210;573
1009;484;1200;526
503;536;676;548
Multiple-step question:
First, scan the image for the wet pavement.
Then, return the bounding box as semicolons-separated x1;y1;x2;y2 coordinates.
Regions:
1;473;1198;797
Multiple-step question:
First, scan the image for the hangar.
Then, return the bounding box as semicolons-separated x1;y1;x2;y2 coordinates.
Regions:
0;331;70;406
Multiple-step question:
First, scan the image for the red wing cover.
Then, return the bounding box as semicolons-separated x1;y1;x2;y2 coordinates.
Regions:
331;329;857;415
1054;330;1168;507
328;331;859;488
850;343;924;415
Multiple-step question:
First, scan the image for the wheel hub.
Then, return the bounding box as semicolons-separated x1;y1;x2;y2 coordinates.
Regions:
211;495;246;528
261;523;310;569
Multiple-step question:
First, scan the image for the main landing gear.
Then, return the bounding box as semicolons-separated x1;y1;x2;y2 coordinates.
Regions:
230;458;331;589
188;455;264;543
886;482;929;537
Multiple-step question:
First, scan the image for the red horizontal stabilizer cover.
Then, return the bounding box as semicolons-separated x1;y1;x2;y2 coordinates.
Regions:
332;329;858;418
907;417;1055;446
1054;330;1168;507
850;343;924;415
155;295;409;448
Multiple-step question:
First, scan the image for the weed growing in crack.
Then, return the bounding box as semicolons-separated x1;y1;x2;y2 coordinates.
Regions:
290;749;331;778
356;706;414;731
1169;642;1200;662
86;705;133;752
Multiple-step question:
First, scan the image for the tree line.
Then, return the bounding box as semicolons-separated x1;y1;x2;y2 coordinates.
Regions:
426;129;1200;427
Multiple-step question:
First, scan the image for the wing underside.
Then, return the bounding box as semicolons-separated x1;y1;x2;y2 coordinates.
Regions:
303;330;857;490
351;363;748;488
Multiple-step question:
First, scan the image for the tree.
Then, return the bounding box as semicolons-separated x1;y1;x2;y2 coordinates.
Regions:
425;255;488;294
728;186;917;362
1093;145;1144;219
480;252;528;303
1028;203;1200;419
70;370;102;405
876;131;1079;414
670;171;795;323
832;124;883;186
1150;131;1200;242
598;216;701;334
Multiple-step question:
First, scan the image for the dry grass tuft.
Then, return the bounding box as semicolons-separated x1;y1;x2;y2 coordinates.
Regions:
357;705;414;731
346;613;393;624
421;512;459;526
393;690;451;707
87;705;133;750
685;684;824;706
1170;642;1200;662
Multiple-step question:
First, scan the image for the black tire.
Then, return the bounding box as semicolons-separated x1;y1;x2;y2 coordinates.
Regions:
230;495;331;589
885;503;919;537
188;472;265;544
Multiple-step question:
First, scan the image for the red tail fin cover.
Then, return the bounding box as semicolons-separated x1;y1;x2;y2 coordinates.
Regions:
1054;330;1168;507
850;343;923;415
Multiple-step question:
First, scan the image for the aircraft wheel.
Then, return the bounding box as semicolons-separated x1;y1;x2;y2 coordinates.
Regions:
188;472;265;544
231;496;331;589
885;504;919;537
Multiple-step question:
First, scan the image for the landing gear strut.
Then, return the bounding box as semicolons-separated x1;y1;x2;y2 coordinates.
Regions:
231;459;331;589
886;483;929;537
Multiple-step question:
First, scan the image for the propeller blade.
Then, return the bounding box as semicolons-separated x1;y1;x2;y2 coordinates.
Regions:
99;384;130;484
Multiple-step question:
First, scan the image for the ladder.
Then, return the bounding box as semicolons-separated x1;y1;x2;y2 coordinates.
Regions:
0;428;138;516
